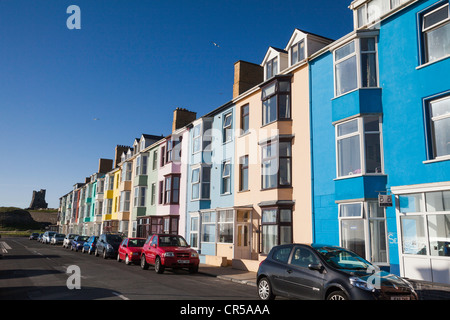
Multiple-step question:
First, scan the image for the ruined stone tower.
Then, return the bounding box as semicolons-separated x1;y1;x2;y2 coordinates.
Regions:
27;189;48;210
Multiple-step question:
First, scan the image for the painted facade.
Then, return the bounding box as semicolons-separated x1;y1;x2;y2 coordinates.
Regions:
57;0;449;284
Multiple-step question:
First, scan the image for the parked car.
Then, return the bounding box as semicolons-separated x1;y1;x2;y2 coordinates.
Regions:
257;243;418;300
42;231;56;244
95;233;123;259
63;233;78;248
71;235;90;252
140;234;199;274
37;233;44;242
51;233;66;245
117;237;146;265
82;236;99;254
29;233;39;240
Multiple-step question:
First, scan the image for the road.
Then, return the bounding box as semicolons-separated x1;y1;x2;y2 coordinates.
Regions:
0;237;256;301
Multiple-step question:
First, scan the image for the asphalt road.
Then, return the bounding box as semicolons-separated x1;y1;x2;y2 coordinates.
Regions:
0;237;257;301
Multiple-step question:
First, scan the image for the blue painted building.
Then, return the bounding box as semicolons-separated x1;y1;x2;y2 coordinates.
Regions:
310;0;450;284
185;102;236;263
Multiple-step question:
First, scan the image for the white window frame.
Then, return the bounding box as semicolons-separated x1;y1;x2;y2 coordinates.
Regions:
338;201;389;265
333;36;379;97
134;186;146;207
290;39;305;66
421;3;450;64
428;95;450;160
191;165;211;201
221;160;231;194
265;56;278;79
192;124;202;154
335;116;384;178
223;112;233;143
189;213;200;249
120;191;130;212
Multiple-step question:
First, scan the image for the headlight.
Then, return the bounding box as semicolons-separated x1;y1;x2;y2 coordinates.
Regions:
164;252;174;257
191;252;199;258
349;277;375;292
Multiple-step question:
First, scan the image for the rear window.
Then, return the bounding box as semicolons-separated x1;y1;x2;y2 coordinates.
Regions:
271;247;292;263
106;235;122;243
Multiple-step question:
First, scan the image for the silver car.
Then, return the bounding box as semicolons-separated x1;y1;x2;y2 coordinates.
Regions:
63;233;79;248
42;231;56;244
51;233;66;245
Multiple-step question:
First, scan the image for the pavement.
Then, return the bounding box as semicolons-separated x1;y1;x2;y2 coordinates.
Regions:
198;264;450;300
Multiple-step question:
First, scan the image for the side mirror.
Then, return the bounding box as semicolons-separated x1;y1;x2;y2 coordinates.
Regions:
152;244;157;248
308;263;324;272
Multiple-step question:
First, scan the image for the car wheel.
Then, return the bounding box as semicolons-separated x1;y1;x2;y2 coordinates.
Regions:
103;249;108;259
155;256;165;274
141;255;149;270
94;249;99;257
117;253;121;262
82;247;85;253
258;277;275;300
125;256;130;265
326;290;348;300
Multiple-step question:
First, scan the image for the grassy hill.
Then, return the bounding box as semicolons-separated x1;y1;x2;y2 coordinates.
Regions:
0;207;57;233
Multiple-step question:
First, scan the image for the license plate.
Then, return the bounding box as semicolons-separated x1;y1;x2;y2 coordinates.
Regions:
178;260;190;264
391;296;410;300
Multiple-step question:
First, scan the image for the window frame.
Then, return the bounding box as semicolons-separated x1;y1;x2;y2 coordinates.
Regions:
290;39;305;66
420;2;450;64
222;112;233;143
261;77;292;126
333;36;379;97
191;165;211;201
260;206;293;254
163;174;181;205
241;104;250;134
424;92;450;161
265;56;278;79
221;160;232;195
239;155;249;192
335;115;384;178
261;139;293;190
338;201;389;264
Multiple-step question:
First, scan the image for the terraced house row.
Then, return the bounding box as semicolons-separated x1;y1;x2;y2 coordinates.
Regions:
58;0;450;285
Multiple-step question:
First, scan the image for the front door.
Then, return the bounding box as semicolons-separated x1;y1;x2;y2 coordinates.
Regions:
235;223;251;259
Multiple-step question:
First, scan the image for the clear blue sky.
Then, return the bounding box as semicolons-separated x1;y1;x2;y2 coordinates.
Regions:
0;0;353;209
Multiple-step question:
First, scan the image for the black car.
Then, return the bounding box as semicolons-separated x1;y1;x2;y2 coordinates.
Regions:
257;243;418;300
95;233;123;259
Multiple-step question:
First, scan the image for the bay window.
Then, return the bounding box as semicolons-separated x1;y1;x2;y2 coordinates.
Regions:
261;77;291;126
335;116;382;178
191;166;211;200
120;191;130;212
261;207;292;254
218;210;234;243
334;36;378;96
261;139;292;189
134;186;146;207
339;201;387;263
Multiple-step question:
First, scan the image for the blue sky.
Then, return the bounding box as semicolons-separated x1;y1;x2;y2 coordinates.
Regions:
0;0;353;209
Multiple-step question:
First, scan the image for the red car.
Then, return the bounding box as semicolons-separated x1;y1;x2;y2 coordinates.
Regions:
140;234;199;274
117;237;146;265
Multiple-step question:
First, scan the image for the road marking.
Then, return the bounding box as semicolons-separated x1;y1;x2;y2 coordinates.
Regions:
0;241;11;253
112;291;130;300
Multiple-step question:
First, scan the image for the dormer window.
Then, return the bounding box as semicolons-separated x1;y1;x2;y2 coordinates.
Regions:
266;57;278;79
290;39;305;65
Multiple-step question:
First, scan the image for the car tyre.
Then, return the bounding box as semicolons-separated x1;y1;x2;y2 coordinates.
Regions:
326;290;348;300
117;253;121;262
155;256;165;274
103;249;108;259
189;265;199;274
94;248;99;257
141;255;149;270
257;277;275;300
125;256;130;265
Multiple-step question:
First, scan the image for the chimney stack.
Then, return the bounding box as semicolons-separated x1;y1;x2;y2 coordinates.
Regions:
172;108;196;132
233;60;263;99
114;145;130;168
98;158;113;174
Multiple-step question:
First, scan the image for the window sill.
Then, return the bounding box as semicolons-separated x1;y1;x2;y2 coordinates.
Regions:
237;189;250;193
423;156;450;164
239;131;251;138
416;54;450;70
334;173;387;181
332;87;382;100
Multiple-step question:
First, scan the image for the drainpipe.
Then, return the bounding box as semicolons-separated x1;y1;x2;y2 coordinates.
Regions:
308;61;316;244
